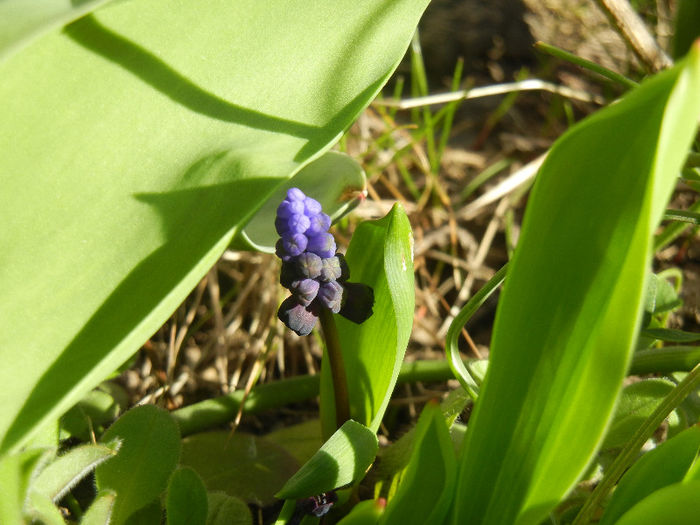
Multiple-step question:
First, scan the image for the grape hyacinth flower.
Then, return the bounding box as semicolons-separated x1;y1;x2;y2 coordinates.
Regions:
276;188;374;336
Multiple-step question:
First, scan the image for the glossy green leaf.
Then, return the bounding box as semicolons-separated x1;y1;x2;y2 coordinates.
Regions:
206;492;252;525
82;491;117;525
0;0;113;62
276;420;378;500
320;204;415;436
95;405;180;524
642;328;700;343
235;151;366;252
599;425;700;525
180;431;298;506
337;499;386;525
0;0;429;456
166;467;208;525
602;379;675;450
380;401;455;525
614;480;700;525
32;440;120;502
453;45;700;525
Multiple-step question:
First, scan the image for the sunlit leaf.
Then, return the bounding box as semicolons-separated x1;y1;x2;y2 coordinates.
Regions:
452;45;700;525
166;467;208;525
320;204;414;436
614;480;700;525
0;0;430;456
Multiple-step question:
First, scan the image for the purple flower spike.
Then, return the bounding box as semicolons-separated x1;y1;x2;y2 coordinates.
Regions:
282;233;308;257
278;296;318;336
304;196;323;216
307;233;336;258
287;213;311;234
277;199;305;219
297;252;323;279
307;212;331;234
275;186;373;336
318;280;343;313
287;187;306;202
292;278;320;306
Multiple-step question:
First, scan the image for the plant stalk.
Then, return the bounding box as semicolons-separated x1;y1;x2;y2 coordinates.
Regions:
318;307;351;432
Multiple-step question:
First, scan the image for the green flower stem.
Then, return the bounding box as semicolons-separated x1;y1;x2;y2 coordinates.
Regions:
572;363;700;525
319;307;351;432
534;41;638;89
273;499;297;525
171;347;699;437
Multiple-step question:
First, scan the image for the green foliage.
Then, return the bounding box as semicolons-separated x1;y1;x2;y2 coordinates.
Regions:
277;420;378;500
321;204;415;437
602;379;675;450
672;0;700;59
166;467;208;525
95;405;181;524
452;45;700;525
0;0;430;456
180;431;298;506
599;425;700;524
82;491;117;525
614;480;700;524
32;440;120;502
206;492;253;525
379;402;456;525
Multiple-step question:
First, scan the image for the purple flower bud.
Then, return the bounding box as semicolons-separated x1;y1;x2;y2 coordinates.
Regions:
319;256;342;282
304;196;323;216
318;280;343;313
278;296;318;336
287;187;306;202
282;233;308;257
287;213;311;234
275;216;289;236
291;278;320;306
307;233;336;258
296;252;322;279
306;212;331;234
277;199;305;219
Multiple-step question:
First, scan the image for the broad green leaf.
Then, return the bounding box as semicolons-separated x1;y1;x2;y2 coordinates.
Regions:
32;440;120;502
234;151;367;252
320;204;415;436
643;272;681;316
599;425;700;525
206;492;253;525
0;0;430;456
276;420;378;500
602;379;675;450
337;499;386;525
123;500;162;525
95;405;180;524
166;467;208;525
60;389;122;441
453;46;700;525
180;431;298;506
379;402;456;525
0;0;114;62
264;419;323;465
82;491;117;525
614;480;700;525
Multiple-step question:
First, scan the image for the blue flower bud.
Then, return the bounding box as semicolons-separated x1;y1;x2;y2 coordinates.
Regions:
304;196;323;216
306;212;331;234
318;280;343;313
320;256;342;282
307;232;336;258
277;199;305;219
287;213;311;235
291;278;320;306
278;296;318;336
282;233;308;257
296;252;323;279
287;187;306;202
